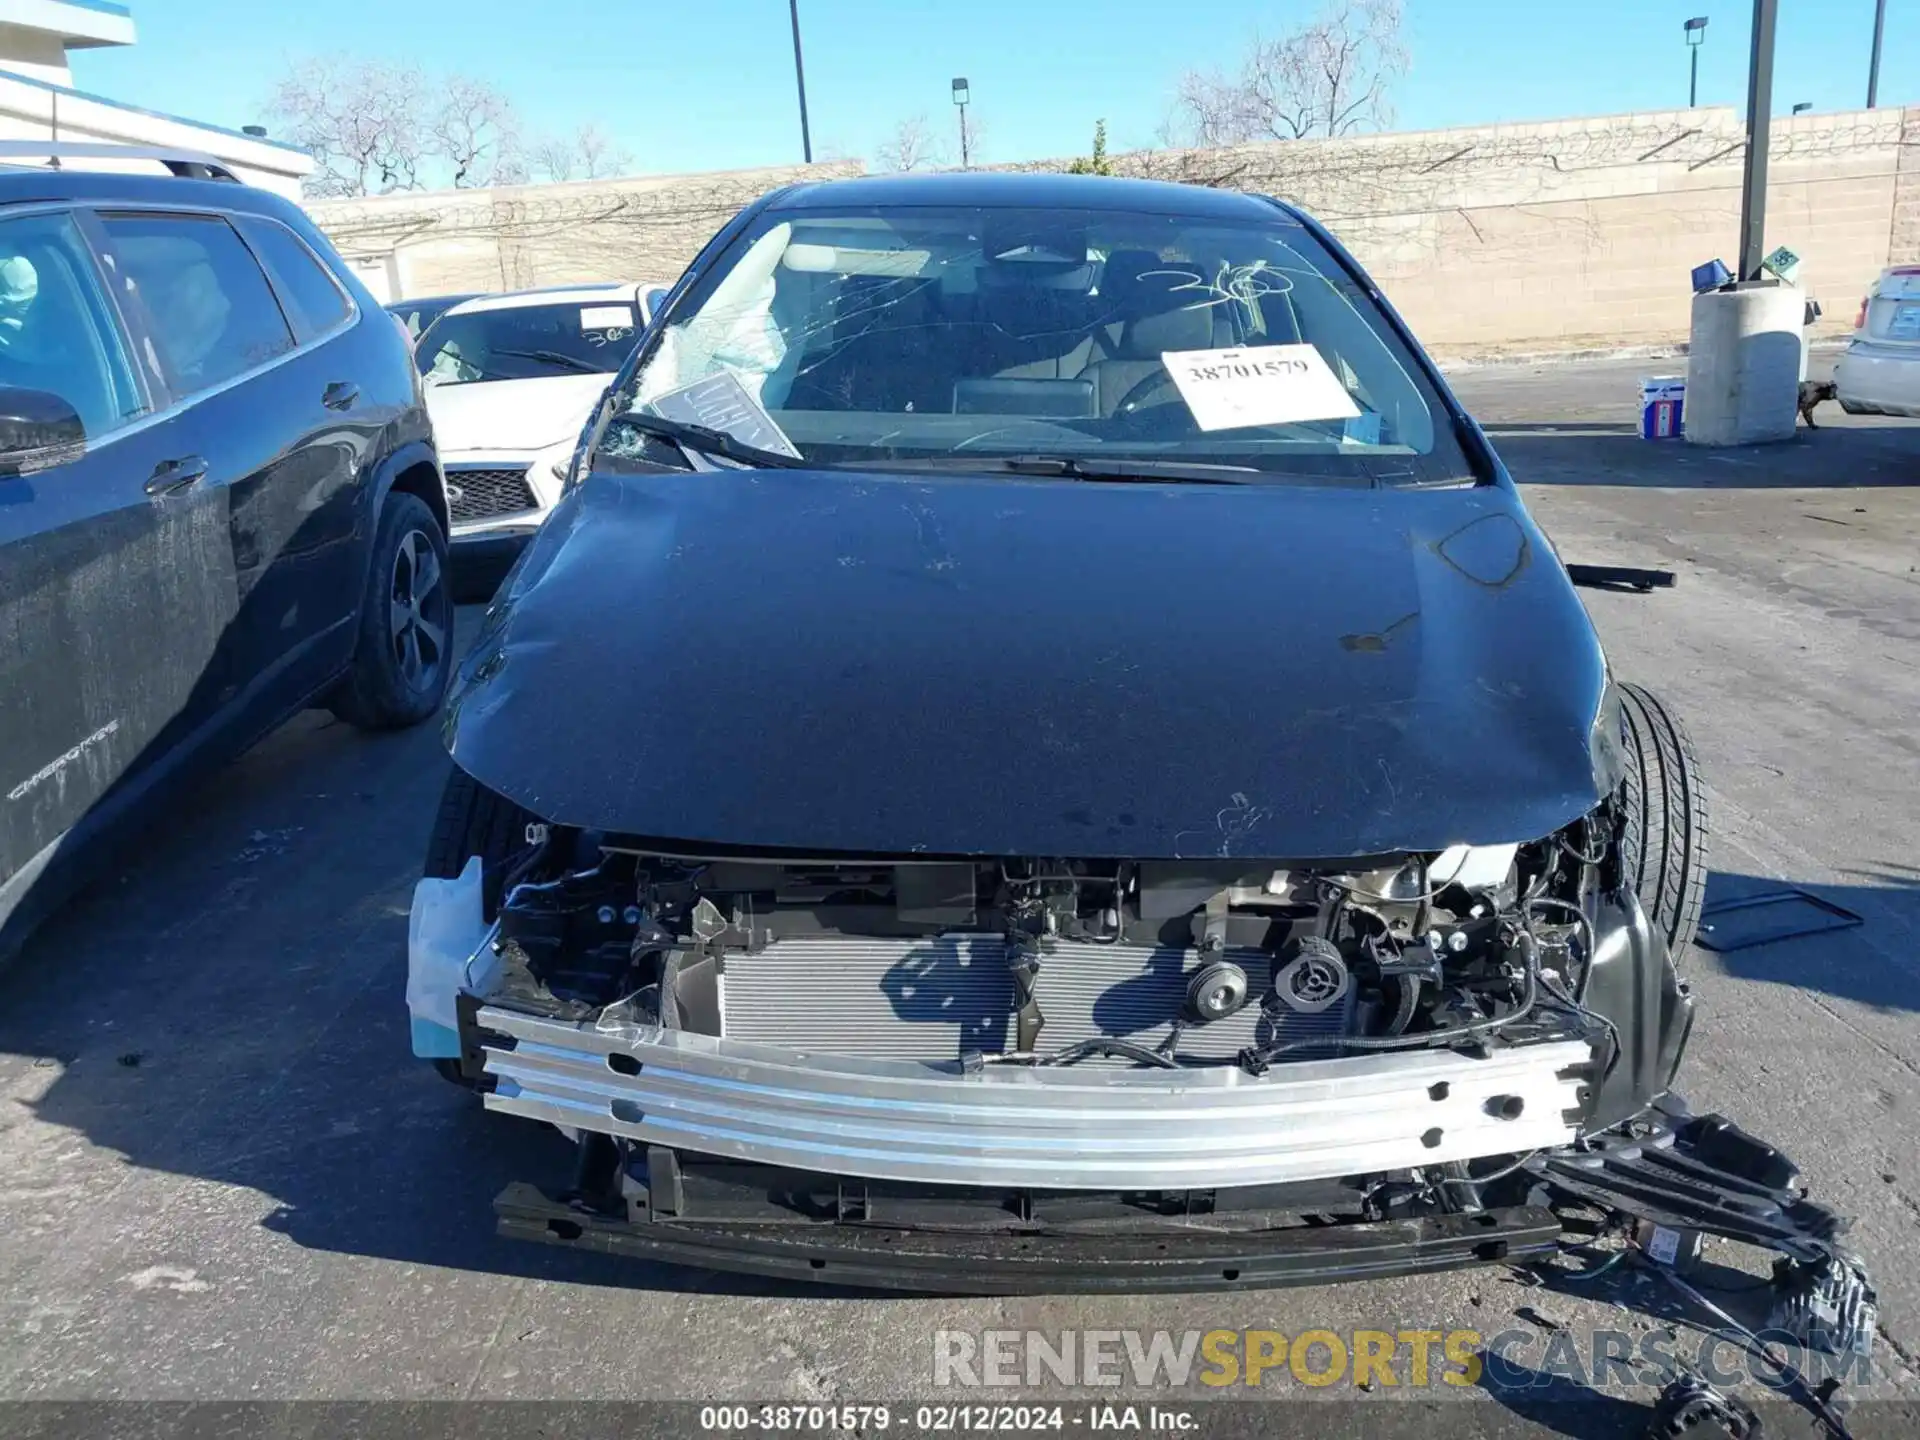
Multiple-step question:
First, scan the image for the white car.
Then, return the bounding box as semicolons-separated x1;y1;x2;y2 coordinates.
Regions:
1835;264;1920;418
417;281;672;568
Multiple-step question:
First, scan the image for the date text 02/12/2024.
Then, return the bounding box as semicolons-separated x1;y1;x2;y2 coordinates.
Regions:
697;1407;1194;1433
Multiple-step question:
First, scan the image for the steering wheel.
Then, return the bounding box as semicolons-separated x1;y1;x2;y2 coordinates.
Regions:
1113;367;1181;419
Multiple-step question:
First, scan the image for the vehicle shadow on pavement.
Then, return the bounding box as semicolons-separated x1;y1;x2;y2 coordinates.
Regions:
0;632;889;1302
1699;869;1920;1012
1485;421;1920;489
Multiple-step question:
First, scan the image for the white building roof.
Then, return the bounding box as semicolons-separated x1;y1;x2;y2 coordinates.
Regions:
0;0;137;50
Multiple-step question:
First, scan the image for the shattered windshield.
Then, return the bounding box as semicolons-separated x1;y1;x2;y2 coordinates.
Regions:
606;203;1472;484
418;300;640;385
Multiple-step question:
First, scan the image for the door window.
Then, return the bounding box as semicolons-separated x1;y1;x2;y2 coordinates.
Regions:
96;212;295;398
0;210;143;443
238;217;353;342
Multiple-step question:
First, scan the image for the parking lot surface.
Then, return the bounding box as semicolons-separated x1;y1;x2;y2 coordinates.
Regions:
2;355;1918;1434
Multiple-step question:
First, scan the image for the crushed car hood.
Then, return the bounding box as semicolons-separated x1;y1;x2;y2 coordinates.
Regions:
447;467;1616;859
424;373;611;453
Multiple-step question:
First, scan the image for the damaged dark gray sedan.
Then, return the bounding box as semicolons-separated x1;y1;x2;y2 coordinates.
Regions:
406;173;1873;1331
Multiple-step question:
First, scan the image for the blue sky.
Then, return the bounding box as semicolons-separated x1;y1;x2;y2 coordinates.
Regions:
72;1;1916;176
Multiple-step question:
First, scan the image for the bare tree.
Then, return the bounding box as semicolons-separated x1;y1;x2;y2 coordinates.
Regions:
270;56;429;197
528;124;635;183
1172;0;1407;144
528;133;581;183
270;54;552;195
874;114;944;172
429;74;523;188
572;123;633;179
956;107;985;168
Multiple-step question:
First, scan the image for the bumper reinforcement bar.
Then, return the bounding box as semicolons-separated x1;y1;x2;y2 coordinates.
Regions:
476;1006;1591;1191
494;1183;1565;1294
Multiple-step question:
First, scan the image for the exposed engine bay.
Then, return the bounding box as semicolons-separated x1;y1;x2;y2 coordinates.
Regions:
479;815;1619;1083
428;801;1875;1401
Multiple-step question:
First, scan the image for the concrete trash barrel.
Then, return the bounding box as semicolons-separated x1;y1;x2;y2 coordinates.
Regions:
1684;282;1806;446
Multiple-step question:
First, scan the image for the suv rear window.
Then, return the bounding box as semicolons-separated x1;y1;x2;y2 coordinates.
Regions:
97;212;295;397
238;218;352;342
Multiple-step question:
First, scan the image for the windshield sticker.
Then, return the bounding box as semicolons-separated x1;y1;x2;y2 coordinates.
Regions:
581;305;635;330
644;370;801;460
1161;344;1362;432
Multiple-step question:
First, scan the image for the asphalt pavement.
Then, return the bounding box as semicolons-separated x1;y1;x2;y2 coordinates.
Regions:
2;355;1918;1436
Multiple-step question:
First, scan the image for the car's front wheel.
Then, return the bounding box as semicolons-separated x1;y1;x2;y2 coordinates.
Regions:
328;492;454;731
1617;683;1709;961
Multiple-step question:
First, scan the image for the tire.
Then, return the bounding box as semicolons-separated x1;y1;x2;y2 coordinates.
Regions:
327;492;454;731
1617;682;1709;961
423;763;534;920
423;765;533;1091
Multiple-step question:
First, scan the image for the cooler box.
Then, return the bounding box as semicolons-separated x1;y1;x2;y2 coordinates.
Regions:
1640;376;1686;439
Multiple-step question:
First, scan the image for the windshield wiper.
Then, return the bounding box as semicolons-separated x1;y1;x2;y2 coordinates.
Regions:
849;454;1259;484
614;412;813;470
489;348;605;375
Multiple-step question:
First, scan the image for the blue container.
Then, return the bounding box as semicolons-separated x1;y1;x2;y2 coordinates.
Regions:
1691;258;1732;293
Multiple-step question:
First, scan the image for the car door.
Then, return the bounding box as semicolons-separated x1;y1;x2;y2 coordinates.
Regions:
229;212;388;692
91;208;360;730
0;206;239;935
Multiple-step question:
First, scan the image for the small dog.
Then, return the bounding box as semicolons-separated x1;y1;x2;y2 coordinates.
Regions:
1798;379;1837;428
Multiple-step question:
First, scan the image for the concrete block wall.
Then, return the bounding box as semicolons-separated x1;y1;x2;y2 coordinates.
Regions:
309;160;860;300
307;105;1919;357
1892;107;1920;265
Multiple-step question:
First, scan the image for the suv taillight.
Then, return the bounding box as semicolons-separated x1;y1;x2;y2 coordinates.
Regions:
1855;295;1869;329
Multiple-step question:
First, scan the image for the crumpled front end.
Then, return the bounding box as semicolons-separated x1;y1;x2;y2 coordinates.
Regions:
406;787;1853;1316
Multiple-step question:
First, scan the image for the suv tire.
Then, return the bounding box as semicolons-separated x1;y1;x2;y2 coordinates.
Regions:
1618;683;1708;961
329;492;454;730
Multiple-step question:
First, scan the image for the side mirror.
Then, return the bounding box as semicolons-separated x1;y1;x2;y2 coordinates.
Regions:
0;386;85;473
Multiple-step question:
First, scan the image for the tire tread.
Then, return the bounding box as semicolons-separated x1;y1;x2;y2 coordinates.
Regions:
1618;682;1709;958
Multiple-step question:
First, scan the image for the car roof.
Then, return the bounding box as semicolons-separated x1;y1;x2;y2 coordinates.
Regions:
442;283;641;317
764;171;1296;222
0;167;301;219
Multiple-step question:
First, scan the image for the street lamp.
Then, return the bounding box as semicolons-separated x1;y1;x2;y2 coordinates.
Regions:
1792;101;1812;114
1685;16;1708;108
1868;0;1887;107
789;0;813;164
952;77;971;170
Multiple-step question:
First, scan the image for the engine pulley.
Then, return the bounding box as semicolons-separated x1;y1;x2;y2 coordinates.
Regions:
1185;960;1251;1023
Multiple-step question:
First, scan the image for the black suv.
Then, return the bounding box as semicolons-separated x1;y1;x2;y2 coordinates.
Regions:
0;150;452;955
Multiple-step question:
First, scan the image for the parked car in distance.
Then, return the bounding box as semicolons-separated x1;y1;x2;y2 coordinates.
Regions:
415;281;663;589
387;292;480;343
1835;264;1920;417
404;173;1862;1310
0;145;453;959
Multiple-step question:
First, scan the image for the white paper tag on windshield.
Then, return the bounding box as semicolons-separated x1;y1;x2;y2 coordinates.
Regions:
643;369;802;461
581;305;635;330
1161;344;1361;431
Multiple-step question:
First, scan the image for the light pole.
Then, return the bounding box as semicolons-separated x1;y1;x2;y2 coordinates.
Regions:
1685;16;1708;107
1868;0;1887;107
952;77;971;170
1792;101;1812;114
1737;0;1779;280
789;0;813;164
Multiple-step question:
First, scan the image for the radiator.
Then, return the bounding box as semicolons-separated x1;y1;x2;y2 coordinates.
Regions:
718;935;1353;1063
